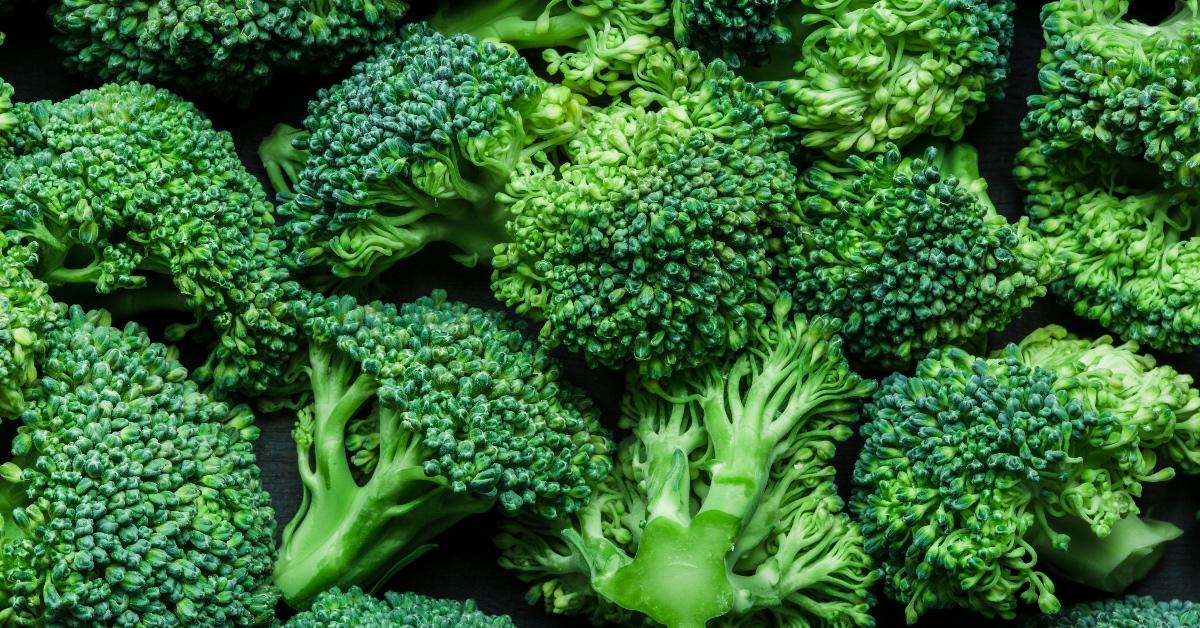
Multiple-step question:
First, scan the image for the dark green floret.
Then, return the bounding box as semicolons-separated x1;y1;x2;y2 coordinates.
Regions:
49;0;410;99
284;587;516;628
776;141;1055;366
0;82;300;394
852;326;1200;622
0;306;279;625
497;307;877;627
1025;595;1200;627
492;43;797;378
266;23;585;287
273;290;612;608
672;0;791;68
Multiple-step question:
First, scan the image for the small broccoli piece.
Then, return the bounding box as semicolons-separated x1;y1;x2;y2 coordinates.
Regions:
672;0;791;68
49;0;409;99
0;82;300;394
0;232;58;417
1025;0;1200;188
775;141;1056;366
732;0;1015;156
493;43;796;378
853;325;1198;622
1025;595;1200;627
497;306;877;627
268;24;585;287
0;305;278;625
432;0;670;97
1015;136;1200;352
284;587;516;628
273;290;612;608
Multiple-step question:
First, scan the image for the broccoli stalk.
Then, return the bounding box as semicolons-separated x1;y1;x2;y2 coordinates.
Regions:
274;292;613;608
499;305;877;627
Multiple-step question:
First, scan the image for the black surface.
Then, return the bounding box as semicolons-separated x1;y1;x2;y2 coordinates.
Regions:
1;2;1198;627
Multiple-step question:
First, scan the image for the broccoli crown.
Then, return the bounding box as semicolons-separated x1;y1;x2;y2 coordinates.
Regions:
753;0;1014;156
0;306;278;626
1025;0;1200;188
274;290;612;607
274;24;583;285
497;310;877;627
284;587;515;628
672;0;790;68
0;82;299;394
776;142;1055;366
431;0;671;97
1015;136;1200;352
492;44;796;378
0;232;58;417
852;327;1196;622
49;0;409;99
1025;595;1200;627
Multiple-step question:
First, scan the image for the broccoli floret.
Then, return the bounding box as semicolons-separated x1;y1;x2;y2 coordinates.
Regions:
0;82;300;394
1025;0;1200;188
1025;595;1200;627
1015;136;1200;352
0;305;278;625
266;24;585;287
492;43;796;378
852;326;1199;622
273;290;612;608
776;141;1056;366
733;0;1015;156
284;587;515;628
497;307;877;627
0;232;58;417
431;0;671;96
49;0;409;99
671;0;791;68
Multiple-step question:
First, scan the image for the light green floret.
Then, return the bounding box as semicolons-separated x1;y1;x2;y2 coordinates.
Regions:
777;141;1055;366
1025;595;1200;627
284;587;516;628
492;43;797;379
0;233;58;417
0;306;279;626
274;291;613;609
497;305;878;628
853;325;1200;623
1015;137;1200;351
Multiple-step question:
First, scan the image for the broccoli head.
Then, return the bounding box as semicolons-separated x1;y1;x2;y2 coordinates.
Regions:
273;290;612;608
497;306;877;627
431;0;671;97
0;82;300;394
49;0;409;99
671;0;791;68
1015;135;1200;352
776;141;1056;366
725;0;1016;156
492;43;797;378
853;326;1199;622
284;587;515;628
266;24;585;287
1025;595;1200;627
0;232;58;417
1025;0;1200;189
0;306;278;625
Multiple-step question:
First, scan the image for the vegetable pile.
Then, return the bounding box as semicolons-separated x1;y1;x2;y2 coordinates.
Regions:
0;0;1198;626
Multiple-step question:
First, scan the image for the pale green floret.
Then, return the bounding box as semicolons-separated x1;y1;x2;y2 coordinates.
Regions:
0;306;279;625
852;326;1200;622
497;306;878;627
283;587;515;628
0;232;59;417
274;290;612;608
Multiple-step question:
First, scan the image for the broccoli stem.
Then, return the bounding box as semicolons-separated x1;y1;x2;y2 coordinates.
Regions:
431;0;594;49
50;283;192;317
1027;512;1182;593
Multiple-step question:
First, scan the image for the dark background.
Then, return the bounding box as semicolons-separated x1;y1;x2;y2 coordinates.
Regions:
1;1;1197;626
